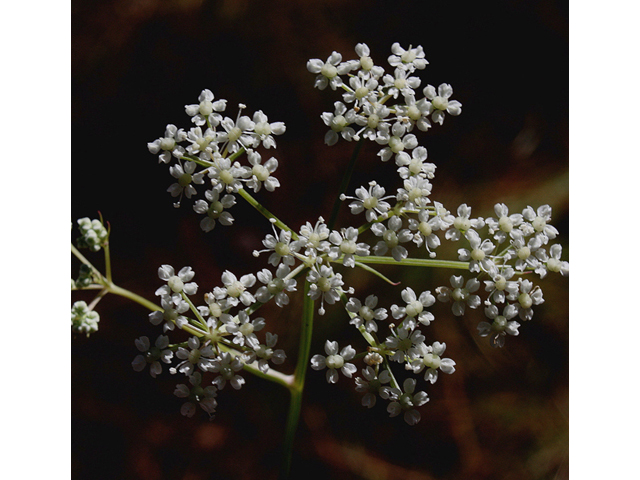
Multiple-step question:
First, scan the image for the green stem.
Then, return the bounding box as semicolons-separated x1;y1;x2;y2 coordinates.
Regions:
237;188;299;240
328;137;365;230
353;255;470;270
280;280;315;479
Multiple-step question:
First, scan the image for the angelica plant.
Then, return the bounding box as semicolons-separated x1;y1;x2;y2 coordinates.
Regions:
71;41;568;478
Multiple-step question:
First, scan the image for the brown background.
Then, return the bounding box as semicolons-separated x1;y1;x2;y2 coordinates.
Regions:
72;1;569;479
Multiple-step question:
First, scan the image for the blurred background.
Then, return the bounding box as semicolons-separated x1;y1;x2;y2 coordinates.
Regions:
72;1;569;479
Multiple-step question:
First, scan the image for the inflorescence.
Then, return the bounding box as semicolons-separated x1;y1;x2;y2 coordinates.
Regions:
73;42;568;424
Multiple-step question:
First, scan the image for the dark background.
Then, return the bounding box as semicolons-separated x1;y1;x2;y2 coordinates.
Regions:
72;1;569;479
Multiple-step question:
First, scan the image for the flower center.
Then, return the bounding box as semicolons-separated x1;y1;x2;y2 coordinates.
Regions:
407;105;421;121
405;300;423;318
389;136;404;153
239;322;254;336
471;248;485;262
519;293;533;309
219;169;235;185
367;114;380;129
331;115;348;132
275;242;290;257
494;275;507;291
360;56;373;70
498;216;513;232
340;240;357;255
254;122;271;136
178;172;192;187
268;278;285;295
226;281;245;298
532;216;547;232
199;100;213;116
227;126;242;143
517;246;531;260
160;137;176;151
168;276;184;293
317;277;332;292
394;77;407;90
363;196;379;210
547;258;561;272
383;230;399;248
252;164;270;182
432;96;448;111
359;305;375;321
419;221;432;237
423;353;441;369
355;86;369;99
453;216;471;231
321;63;338;78
326;354;344;369
452;288;468;303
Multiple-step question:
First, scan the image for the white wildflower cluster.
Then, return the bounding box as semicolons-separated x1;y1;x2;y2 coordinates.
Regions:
128;42;568;425
304;43;569;423
132;264;287;418
76;217;109;252
71;300;100;337
147;91;286;231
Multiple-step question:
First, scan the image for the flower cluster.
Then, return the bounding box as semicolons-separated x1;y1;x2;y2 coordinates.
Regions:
147;92;286;230
129;42;569;425
71;300;100;336
303;42;569;423
76;217;109;252
133;264;286;418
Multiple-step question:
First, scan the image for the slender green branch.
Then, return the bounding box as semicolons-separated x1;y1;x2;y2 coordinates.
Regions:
281;280;315;479
237;187;299;240
71;243;106;283
354;255;470;270
328;137;365;230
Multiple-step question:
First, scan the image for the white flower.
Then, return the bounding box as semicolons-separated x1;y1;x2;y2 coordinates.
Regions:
207;153;250;193
132;335;173;378
407;208;442;258
390;287;436;329
213;270;256;307
147;124;186;164
355;367;392;408
255;264;298;307
184;89;226;127
170;336;216;376
186;126;218;156
382;67;421;98
328;227;370;268
353;101;392;141
253;224;300;267
310;340;357;384
538;244;569;277
395;146;435;179
193;189;236;232
371;215;413;262
521;205;559;244
174;372;218;418
485;203;523;244
478;304;520;347
148;294;190;332
342;73;379;107
508;231;543;272
217;105;256;153
321;101;356;146
210;352;245;390
385;325;425;363
346;295;388;333
457;230;496;273
375;124;419;163
396;175;432;209
250;110;286;149
341;181;394;222
422;83;462;125
387;43;428;72
298;217;331;254
243;332;286;374
409;341;456;384
156;265;198;300
445;203;484;241
515;279;544;321
436;275;482;316
167;160;205;207
244;149;280;193
307;51;347;90
224;310;265;349
307;265;345;315
483;266;519;304
386;378;429;425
